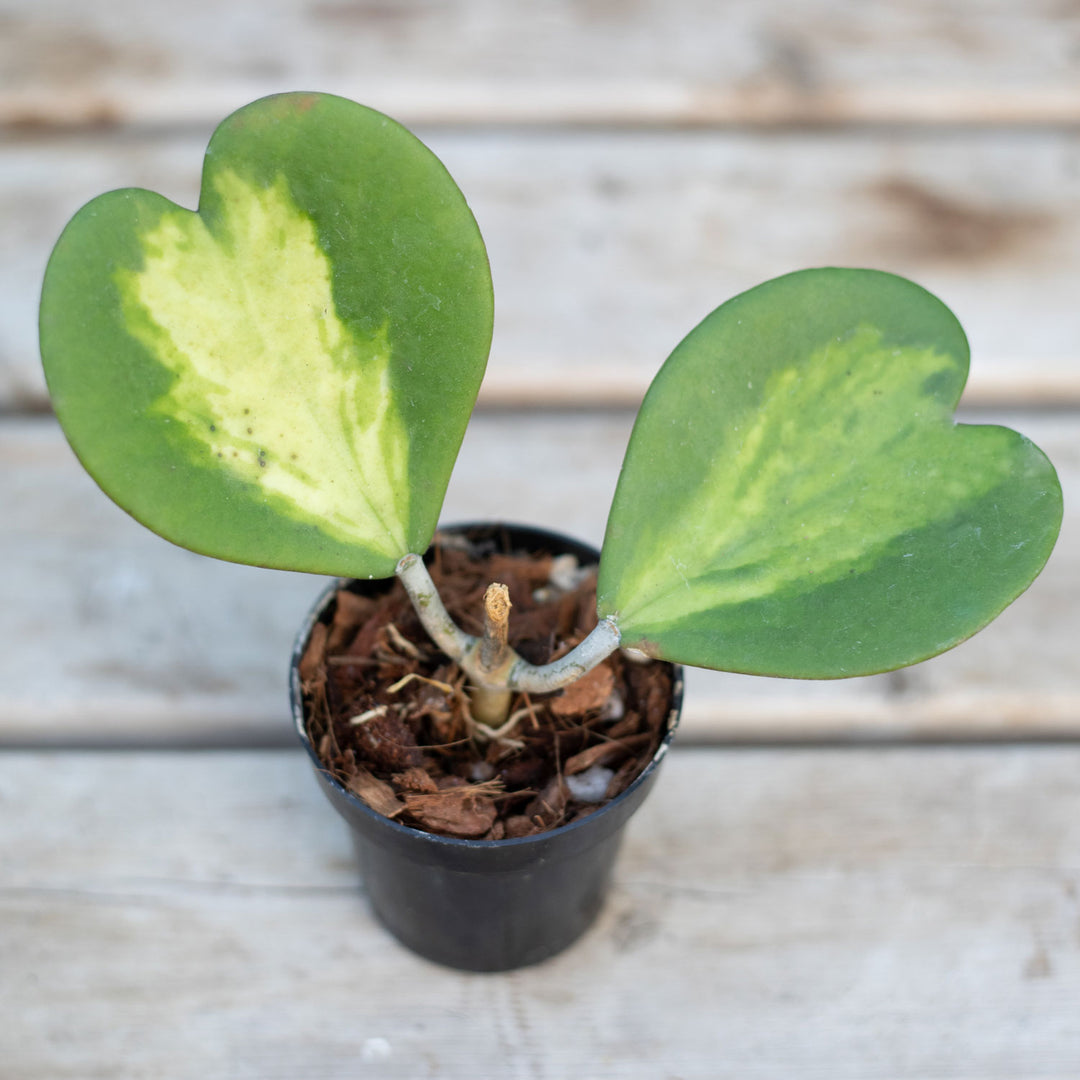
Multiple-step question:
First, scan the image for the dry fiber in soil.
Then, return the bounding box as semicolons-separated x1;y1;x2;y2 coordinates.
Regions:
300;533;674;840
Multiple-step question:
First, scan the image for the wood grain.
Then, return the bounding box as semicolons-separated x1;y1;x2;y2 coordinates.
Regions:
9;127;1080;410
2;747;1078;1078
6;9;1078;1072
2;413;1075;745
2;0;1079;128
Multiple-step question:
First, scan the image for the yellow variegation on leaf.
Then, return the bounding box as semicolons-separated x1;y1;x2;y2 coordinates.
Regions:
41;93;492;579
598;269;1062;678
120;169;410;558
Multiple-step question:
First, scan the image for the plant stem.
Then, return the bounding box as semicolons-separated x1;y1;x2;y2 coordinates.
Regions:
394;553;472;662
497;618;623;692
394;553;622;695
471;584;513;725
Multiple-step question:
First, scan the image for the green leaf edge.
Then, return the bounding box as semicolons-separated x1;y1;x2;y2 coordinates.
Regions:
39;92;494;581
597;267;1064;679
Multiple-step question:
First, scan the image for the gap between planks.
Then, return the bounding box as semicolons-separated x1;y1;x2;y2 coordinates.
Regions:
8;83;1080;133
2;410;1078;747
473;362;1080;410
9;125;1080;412
5;0;1080;135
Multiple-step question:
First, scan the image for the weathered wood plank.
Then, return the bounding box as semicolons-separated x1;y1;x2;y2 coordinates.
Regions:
1;413;1076;744
2;0;1079;129
7;127;1080;410
2;747;1079;1078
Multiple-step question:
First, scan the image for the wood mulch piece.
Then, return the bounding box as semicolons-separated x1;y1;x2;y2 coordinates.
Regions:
300;530;675;840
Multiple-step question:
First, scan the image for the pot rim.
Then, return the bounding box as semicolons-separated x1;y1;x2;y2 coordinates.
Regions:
290;520;683;852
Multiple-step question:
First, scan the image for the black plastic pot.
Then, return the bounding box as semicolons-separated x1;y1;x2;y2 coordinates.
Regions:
290;523;683;971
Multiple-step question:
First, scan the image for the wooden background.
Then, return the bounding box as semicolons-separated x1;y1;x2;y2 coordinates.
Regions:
2;2;1078;1076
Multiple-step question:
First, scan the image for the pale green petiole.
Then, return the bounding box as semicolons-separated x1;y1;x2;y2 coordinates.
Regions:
394;553;622;694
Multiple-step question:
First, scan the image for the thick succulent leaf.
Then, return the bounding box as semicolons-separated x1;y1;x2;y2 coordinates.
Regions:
598;269;1062;677
40;93;492;579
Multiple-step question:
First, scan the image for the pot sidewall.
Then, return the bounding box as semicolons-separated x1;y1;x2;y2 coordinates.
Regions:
291;522;683;970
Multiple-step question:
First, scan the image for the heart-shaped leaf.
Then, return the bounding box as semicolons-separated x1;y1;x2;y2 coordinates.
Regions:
40;93;493;579
598;269;1062;677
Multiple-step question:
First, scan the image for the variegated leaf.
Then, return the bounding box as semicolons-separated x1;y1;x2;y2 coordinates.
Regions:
598;269;1062;677
40;93;493;579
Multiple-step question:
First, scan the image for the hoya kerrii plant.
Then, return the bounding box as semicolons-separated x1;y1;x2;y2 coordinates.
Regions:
40;92;1062;743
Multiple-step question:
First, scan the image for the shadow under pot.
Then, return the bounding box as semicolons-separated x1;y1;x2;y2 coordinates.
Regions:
290;522;683;972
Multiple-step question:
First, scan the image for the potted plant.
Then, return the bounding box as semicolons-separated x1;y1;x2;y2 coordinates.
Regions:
39;92;1062;971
